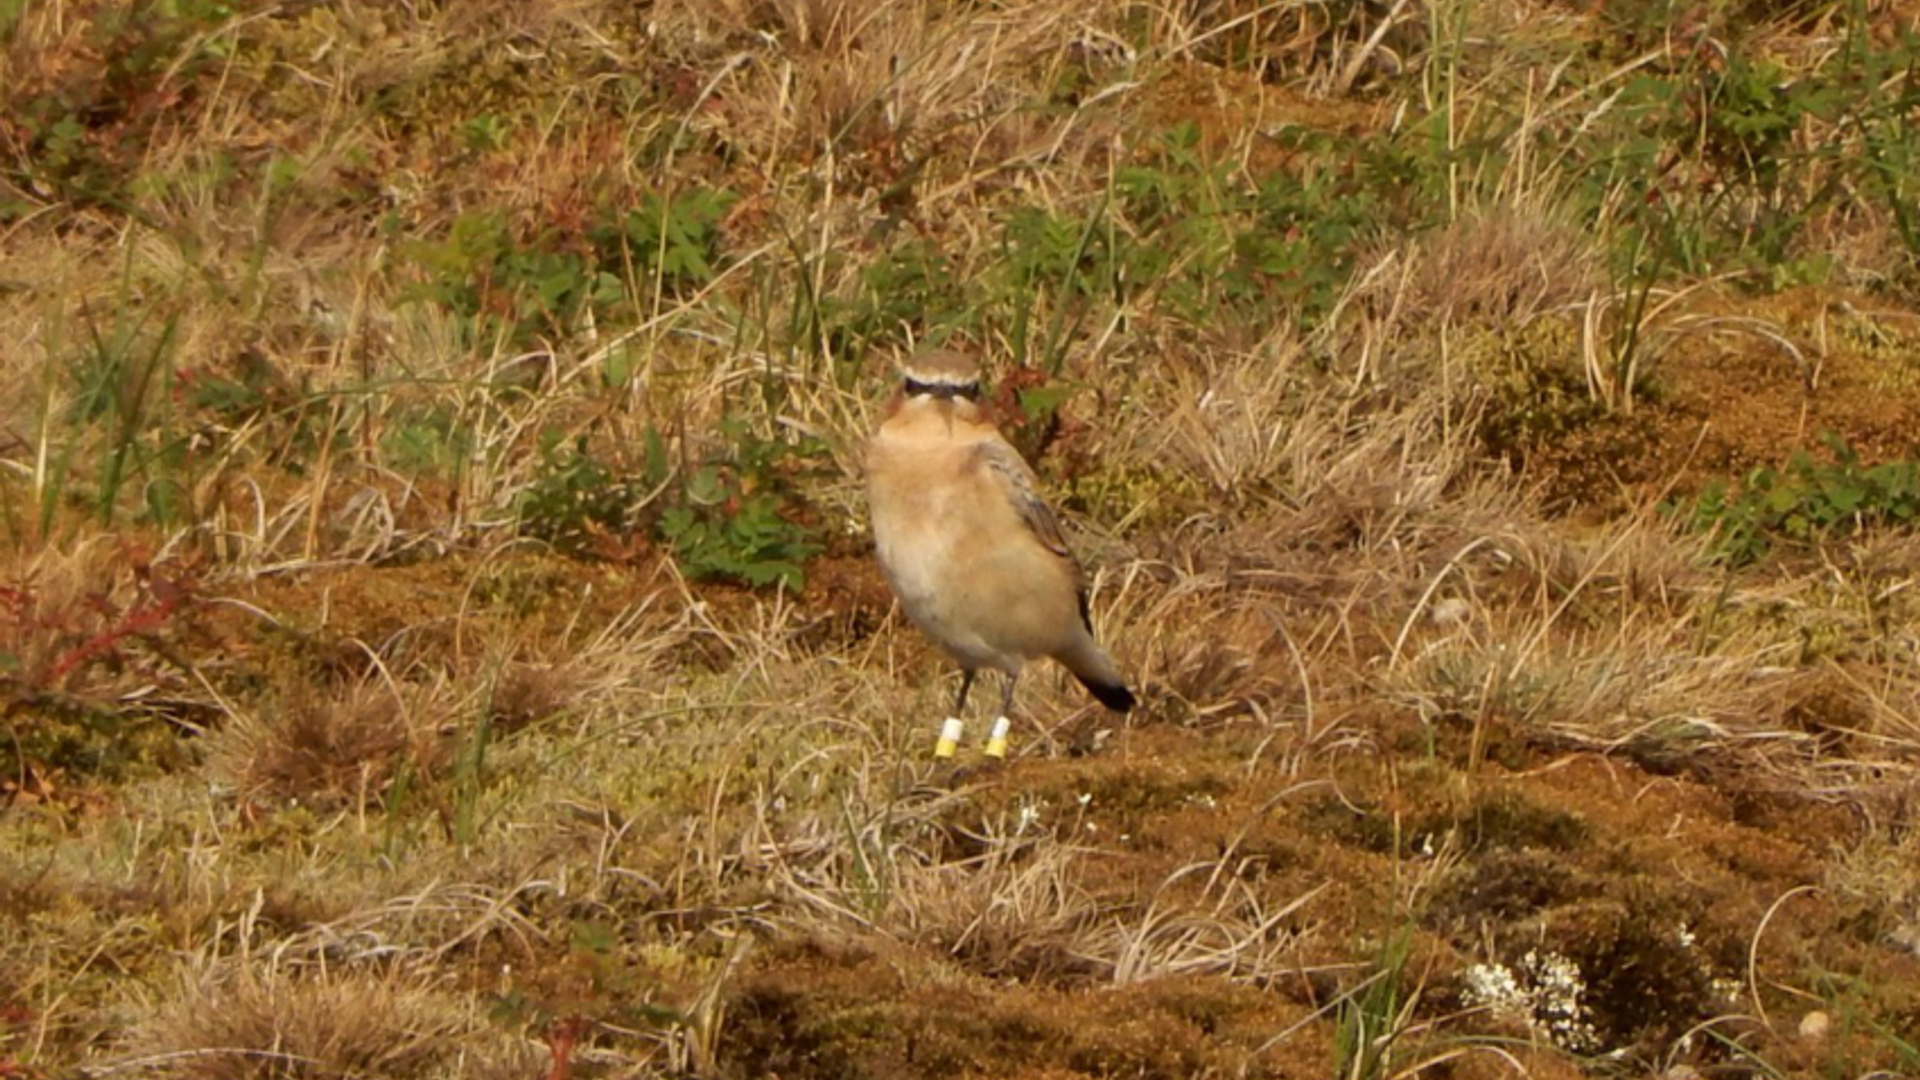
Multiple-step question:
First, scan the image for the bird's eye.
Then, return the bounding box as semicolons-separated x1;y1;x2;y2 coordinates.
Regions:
903;378;980;401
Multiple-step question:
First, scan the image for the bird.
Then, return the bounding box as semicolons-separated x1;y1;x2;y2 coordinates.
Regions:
865;347;1135;758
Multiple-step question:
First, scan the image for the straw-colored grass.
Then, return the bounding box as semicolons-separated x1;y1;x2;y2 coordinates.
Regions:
4;0;1919;1077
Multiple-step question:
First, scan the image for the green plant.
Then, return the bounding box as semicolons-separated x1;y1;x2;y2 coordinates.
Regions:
591;187;738;298
515;432;653;554
982;120;1397;368
1570;10;1920;295
72;304;180;528
23;291;211;537
1335;925;1418;1080
400;210;615;348
380;404;476;479
516;421;823;591
1797;966;1920;1075
818;237;972;360
1840;0;1920;264
1242;127;1400;323
461;113;509;154
996;199;1113;368
450;697;491;847
656;420;824;592
0;0;235;217
1114;121;1237;319
400;187;734;349
1116;122;1392;330
1673;433;1920;565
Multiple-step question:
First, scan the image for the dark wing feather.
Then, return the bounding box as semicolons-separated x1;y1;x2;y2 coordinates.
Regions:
975;439;1096;631
974;439;1073;559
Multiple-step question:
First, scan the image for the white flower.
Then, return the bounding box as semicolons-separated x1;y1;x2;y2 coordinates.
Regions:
1463;950;1600;1053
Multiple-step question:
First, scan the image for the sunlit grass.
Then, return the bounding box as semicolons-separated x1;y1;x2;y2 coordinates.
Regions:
2;0;1918;1077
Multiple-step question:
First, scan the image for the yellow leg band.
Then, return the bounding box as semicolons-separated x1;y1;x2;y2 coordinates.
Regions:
984;716;1011;759
934;717;964;759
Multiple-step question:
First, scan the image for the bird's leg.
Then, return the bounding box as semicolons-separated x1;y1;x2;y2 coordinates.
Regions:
985;670;1019;760
936;670;975;759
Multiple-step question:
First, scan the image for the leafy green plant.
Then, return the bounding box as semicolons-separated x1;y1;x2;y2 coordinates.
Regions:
0;0;235;217
818;237;972;359
401;187;735;349
1114;121;1238;320
656;420;824;592
380;404;476;479
461;113;509;154
515;433;654;554
516;421;822;591
996;200;1114;368
980;119;1398;369
591;187;737;297
400;210;616;348
1239;131;1390;324
1674;434;1920;565
1840;1;1920;264
1571;11;1920;294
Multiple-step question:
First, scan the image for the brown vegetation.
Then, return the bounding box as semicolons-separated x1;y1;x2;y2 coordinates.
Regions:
3;0;1919;1077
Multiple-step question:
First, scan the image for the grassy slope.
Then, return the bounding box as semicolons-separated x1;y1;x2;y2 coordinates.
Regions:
3;0;1920;1077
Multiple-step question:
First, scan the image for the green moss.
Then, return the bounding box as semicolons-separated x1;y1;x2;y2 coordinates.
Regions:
1460;316;1608;462
1066;461;1208;529
1839;313;1920;392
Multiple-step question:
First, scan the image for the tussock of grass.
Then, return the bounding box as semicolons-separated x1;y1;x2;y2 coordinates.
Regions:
1829;821;1920;956
209;682;433;811
118;965;498;1080
1393;203;1602;333
782;819;1109;982
485;660;581;736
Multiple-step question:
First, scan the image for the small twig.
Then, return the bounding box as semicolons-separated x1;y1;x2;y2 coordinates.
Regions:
1336;0;1415;94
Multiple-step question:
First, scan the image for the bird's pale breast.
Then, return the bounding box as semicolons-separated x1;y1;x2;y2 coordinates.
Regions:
868;412;1080;671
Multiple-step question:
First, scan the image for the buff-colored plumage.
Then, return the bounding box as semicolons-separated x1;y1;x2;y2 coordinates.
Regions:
866;349;1134;717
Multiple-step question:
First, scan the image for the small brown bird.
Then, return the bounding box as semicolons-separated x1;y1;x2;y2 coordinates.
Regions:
866;348;1135;750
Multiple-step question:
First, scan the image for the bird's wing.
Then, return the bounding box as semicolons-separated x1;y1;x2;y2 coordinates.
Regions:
975;437;1104;632
974;438;1075;563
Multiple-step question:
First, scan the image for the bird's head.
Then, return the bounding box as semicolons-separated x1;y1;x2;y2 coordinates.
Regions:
897;348;983;403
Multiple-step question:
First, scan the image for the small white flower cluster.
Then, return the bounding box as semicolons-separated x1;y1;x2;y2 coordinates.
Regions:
1462;948;1602;1053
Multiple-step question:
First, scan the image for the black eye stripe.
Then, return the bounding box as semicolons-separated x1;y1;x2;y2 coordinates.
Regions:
904;377;980;400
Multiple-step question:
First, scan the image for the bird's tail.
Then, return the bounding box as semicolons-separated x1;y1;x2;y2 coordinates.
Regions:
1059;637;1136;714
1078;673;1137;713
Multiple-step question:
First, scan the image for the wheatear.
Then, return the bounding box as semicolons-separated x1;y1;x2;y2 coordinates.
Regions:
866;349;1134;756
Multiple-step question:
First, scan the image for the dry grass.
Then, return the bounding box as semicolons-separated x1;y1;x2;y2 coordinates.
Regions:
115;964;499;1080
4;0;1920;1077
207;681;433;811
1829;816;1920;956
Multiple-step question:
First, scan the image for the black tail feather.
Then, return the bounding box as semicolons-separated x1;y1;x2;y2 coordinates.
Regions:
1078;674;1136;713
